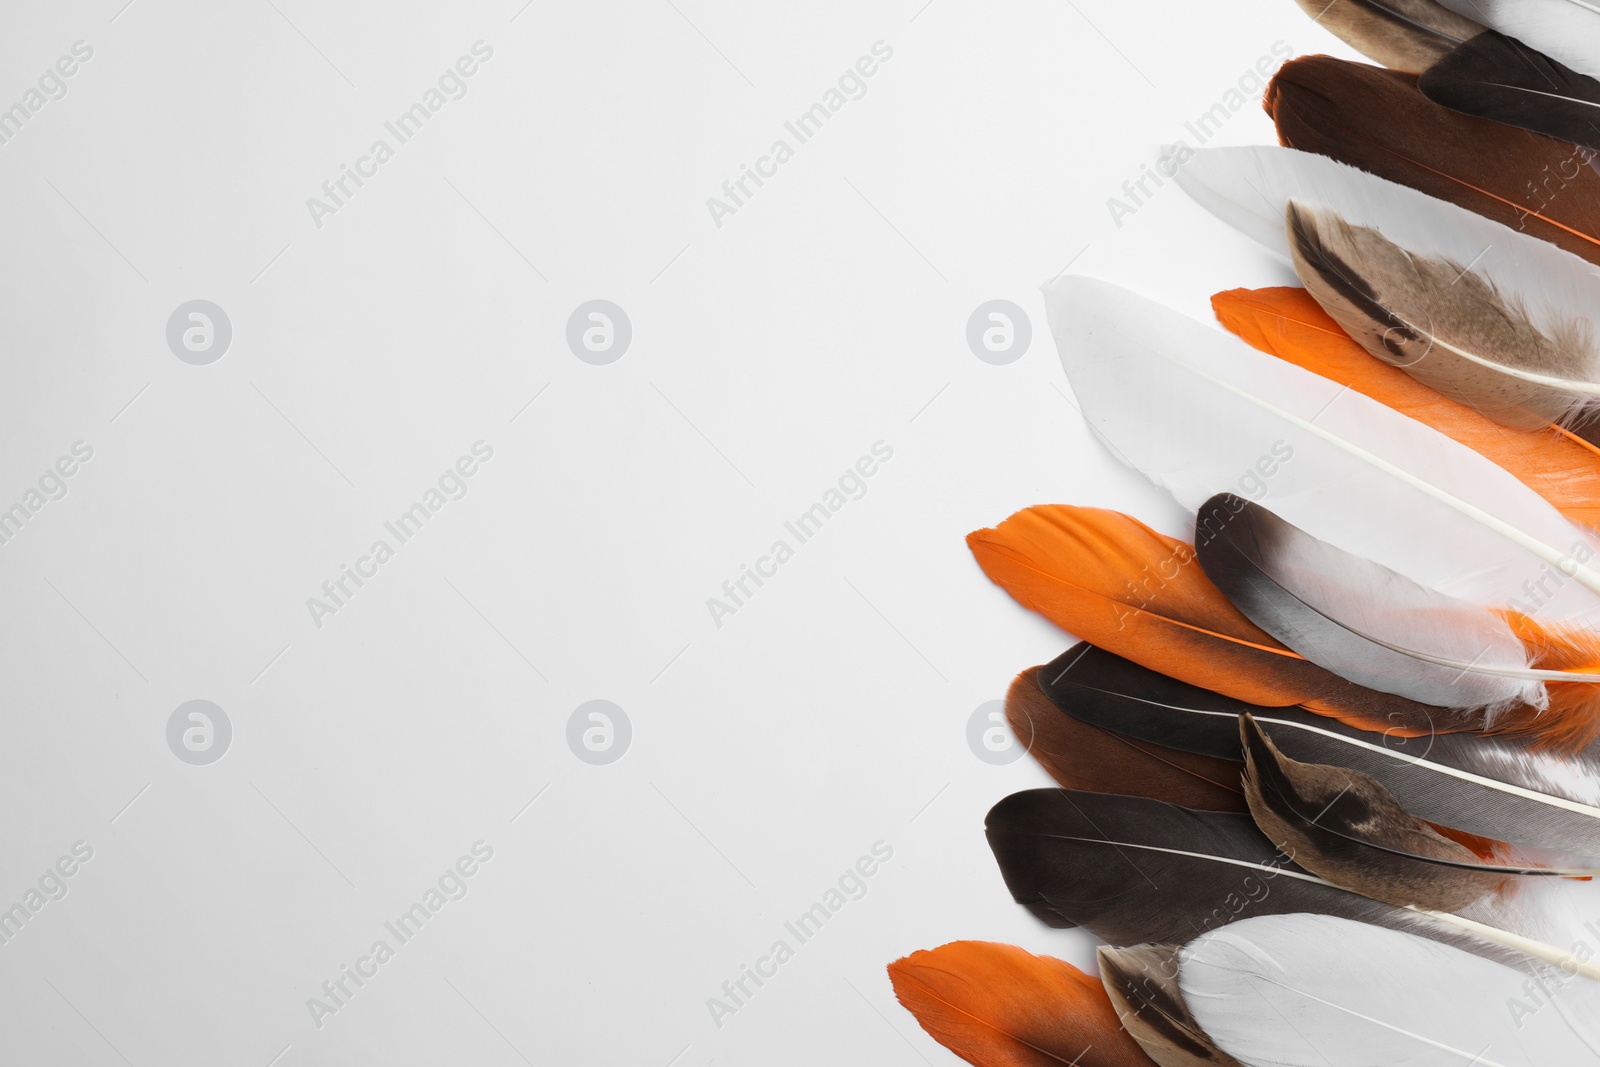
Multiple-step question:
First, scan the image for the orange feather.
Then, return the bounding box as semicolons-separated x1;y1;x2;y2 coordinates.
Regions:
968;505;1600;748
966;505;1435;736
1212;286;1600;533
887;941;1155;1067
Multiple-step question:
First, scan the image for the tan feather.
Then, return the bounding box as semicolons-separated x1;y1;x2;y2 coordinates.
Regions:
1239;714;1537;912
1291;0;1483;73
1285;200;1600;434
1098;944;1242;1067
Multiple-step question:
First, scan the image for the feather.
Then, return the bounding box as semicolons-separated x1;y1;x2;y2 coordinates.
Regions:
1265;56;1600;265
1180;914;1600;1067
1097;943;1242;1067
1177;147;1600;363
1007;666;1247;812
1175;144;1600;446
887;941;1157;1067
1238;714;1595;911
1192;492;1600;747
1211;286;1600;532
1436;0;1600;81
1420;31;1600;151
967;504;1445;736
1037;643;1600;858
1043;275;1600;621
1288;0;1482;73
983;788;1568;970
1282;201;1600;441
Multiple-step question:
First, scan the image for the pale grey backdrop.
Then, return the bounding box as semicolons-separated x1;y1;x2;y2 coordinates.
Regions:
0;1;1343;1063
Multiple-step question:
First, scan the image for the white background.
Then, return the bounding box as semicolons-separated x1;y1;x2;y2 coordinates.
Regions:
0;1;1351;1064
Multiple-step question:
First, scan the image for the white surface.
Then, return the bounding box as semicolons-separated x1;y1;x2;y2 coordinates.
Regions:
0;2;1346;1064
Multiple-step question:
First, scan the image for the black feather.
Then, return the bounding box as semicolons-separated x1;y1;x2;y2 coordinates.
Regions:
1421;30;1600;151
1036;643;1600;858
983;788;1531;966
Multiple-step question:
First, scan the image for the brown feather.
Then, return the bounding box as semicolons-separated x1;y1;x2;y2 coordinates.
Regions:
1008;667;1247;813
1267;56;1600;265
1239;714;1510;911
1291;0;1482;73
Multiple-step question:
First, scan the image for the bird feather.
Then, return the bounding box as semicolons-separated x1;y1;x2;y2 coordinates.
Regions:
1265;56;1600;265
1193;492;1600;720
1436;0;1600;81
1238;714;1594;912
1007;666;1248;812
1289;0;1482;73
1036;643;1600;857
887;940;1157;1067
1283;201;1600;441
1420;30;1600;151
968;504;1448;737
1211;286;1600;531
983;789;1581;972
1043;275;1600;620
1098;943;1242;1067
1180;914;1600;1066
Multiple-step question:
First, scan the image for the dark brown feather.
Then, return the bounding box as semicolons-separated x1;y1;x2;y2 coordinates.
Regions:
1008;667;1248;813
1267;55;1600;265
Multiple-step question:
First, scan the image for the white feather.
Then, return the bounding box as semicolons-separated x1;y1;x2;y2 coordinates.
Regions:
1181;914;1600;1067
1042;275;1600;622
1436;0;1600;81
1173;144;1600;355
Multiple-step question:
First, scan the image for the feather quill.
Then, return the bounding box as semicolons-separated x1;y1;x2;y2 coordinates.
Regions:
1265;56;1600;265
887;941;1157;1067
1097;943;1242;1067
1420;31;1600;151
1211;286;1600;531
1436;0;1600;81
1289;0;1482;73
1044;275;1600;620
1007;666;1247;812
1180;914;1600;1066
1037;643;1600;857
